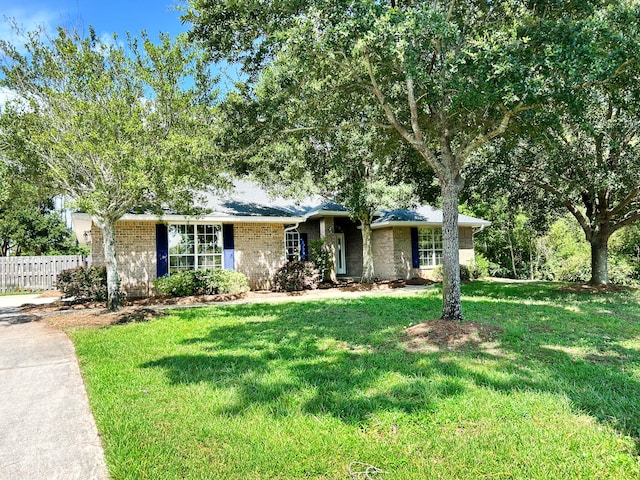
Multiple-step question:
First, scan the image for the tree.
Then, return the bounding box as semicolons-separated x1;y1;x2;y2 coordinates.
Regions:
234;117;415;283
0;156;82;256
186;0;546;319
490;3;640;285
0;28;224;310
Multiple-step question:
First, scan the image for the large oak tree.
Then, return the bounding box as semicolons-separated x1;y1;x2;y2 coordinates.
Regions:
185;0;549;319
483;3;640;285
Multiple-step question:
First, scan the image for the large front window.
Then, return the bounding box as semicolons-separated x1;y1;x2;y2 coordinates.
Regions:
168;224;222;274
418;228;443;268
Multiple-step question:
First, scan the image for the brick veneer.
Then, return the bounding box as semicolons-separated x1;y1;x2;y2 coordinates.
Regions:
233;223;286;290
90;221;156;298
371;226;476;281
90;218;477;296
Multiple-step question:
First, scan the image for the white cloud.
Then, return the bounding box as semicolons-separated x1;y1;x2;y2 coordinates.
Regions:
0;8;59;43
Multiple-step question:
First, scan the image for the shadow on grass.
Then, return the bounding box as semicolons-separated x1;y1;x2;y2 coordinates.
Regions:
142;283;640;442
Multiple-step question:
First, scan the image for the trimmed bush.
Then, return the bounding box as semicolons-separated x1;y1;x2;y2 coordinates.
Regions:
154;269;249;297
273;261;319;292
56;266;108;302
433;264;472;282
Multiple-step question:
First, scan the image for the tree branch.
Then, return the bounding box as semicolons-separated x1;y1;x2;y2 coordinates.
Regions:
363;52;441;171
609;186;640;217
612;210;640;233
460;104;532;162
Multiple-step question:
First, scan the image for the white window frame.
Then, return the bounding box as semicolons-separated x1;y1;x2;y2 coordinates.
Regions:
168;223;223;275
418;227;443;269
285;229;301;262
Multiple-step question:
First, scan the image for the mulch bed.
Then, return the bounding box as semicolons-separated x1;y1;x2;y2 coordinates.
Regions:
401;320;503;351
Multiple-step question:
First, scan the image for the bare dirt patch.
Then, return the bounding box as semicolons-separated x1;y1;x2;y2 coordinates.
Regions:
557;283;636;294
402;320;503;352
44;307;167;329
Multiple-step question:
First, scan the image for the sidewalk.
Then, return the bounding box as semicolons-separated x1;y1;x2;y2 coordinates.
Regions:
0;295;109;480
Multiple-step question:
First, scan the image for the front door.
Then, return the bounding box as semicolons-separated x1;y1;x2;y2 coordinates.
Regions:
335;233;347;275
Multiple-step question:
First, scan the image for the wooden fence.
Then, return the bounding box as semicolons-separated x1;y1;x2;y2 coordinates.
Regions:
0;255;87;292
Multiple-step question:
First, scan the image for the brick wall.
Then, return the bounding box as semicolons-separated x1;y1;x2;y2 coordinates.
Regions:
370;226;477;281
90;221;156;298
372;228;395;279
234;223;286;290
392;227;413;279
459;227;475;266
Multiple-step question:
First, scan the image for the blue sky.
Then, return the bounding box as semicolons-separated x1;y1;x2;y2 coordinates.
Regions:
0;0;188;43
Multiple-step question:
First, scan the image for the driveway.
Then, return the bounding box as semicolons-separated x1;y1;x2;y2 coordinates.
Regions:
0;294;109;480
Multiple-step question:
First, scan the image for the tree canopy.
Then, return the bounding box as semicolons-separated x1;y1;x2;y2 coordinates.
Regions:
185;0;554;319
481;2;640;285
0;27;225;309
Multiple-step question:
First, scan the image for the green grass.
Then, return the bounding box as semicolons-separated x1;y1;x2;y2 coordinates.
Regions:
0;290;43;296
70;281;640;479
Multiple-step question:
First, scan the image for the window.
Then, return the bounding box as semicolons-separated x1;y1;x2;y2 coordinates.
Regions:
285;229;300;262
418;228;443;268
168;224;222;274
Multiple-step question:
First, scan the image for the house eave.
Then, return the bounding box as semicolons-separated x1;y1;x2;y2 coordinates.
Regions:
304;210;352;220
75;212;306;224
371;220;492;229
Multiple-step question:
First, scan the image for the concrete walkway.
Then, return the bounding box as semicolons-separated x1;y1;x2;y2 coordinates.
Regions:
0;295;109;480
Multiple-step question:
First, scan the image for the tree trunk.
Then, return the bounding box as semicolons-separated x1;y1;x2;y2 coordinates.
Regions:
508;231;517;278
440;175;464;321
589;233;610;285
361;222;374;284
99;218;123;311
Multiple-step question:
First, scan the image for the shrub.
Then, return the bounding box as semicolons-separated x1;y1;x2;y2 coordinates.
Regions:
154;269;249;297
56;266;108;302
609;256;638;286
309;238;333;282
552;253;590;283
197;269;250;295
154;271;199;297
433;264;472;282
469;254;491;279
273;261;319;292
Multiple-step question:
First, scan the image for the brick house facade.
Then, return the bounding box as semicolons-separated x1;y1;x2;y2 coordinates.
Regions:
78;187;489;297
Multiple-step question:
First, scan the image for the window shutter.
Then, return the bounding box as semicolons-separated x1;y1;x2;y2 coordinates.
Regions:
223;224;235;270
300;233;308;261
156;224;169;277
411;227;420;268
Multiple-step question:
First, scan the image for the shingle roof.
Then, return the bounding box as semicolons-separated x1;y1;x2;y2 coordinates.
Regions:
372;205;490;228
94;180;489;226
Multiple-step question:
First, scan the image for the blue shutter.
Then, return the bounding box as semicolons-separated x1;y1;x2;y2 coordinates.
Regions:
223;224;235;270
411;227;420;268
156;224;169;277
300;233;308;261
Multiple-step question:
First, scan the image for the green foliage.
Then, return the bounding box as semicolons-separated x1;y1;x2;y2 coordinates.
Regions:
434;264;472;282
0;27;227;310
273;261;319;292
465;197;551;280
469;254;490;279
153;270;249;297
309;238;333;283
56;266;107;302
0;160;83;256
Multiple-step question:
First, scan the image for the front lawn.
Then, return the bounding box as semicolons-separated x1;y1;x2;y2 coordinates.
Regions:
70;281;640;479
